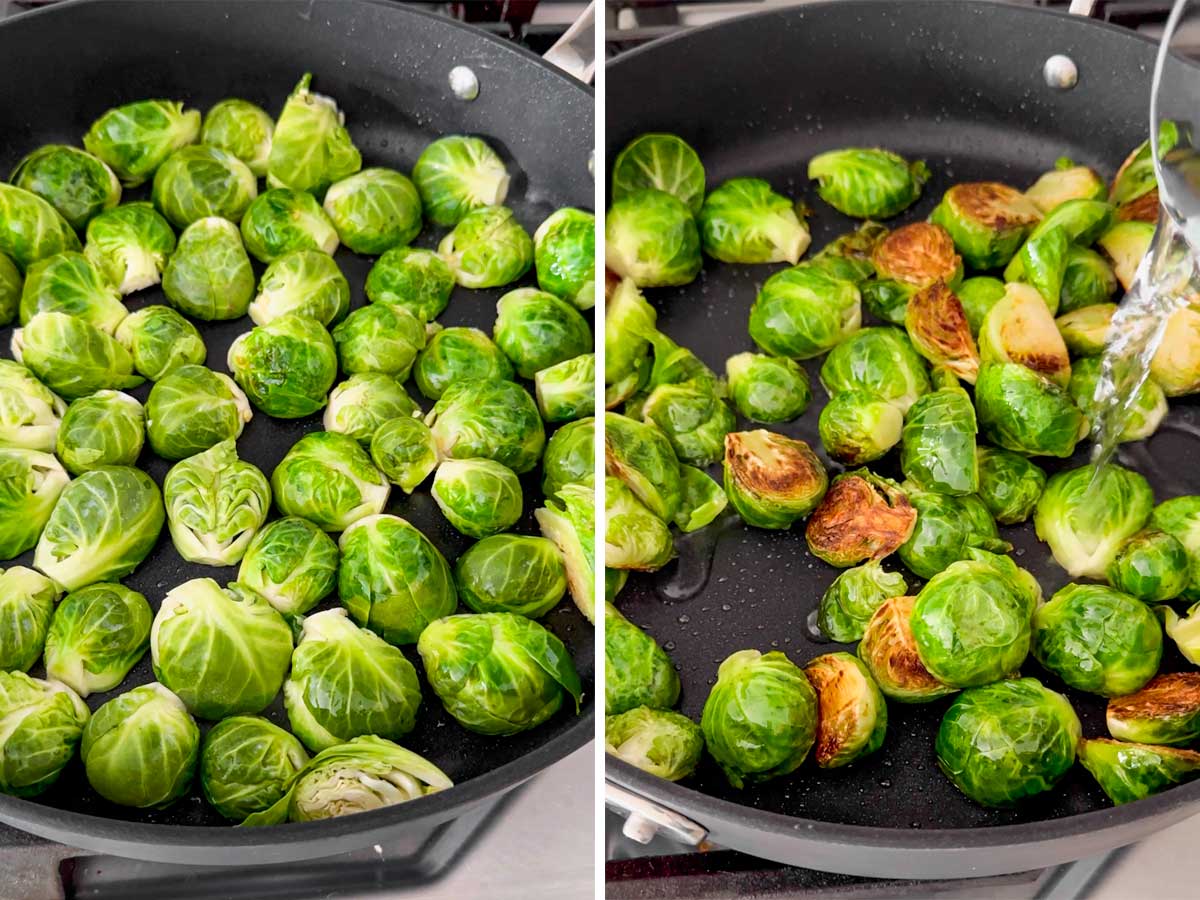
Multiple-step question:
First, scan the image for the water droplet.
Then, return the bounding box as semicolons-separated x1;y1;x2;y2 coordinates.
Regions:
805;609;833;644
678;614;690;625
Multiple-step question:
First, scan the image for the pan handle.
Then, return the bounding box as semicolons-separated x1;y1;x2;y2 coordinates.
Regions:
1068;0;1099;16
604;780;708;846
543;0;595;83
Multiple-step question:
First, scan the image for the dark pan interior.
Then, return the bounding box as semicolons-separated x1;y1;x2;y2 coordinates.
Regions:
0;0;593;850
607;0;1200;836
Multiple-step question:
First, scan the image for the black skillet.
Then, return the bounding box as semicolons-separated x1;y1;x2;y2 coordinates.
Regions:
0;0;594;865
605;0;1200;880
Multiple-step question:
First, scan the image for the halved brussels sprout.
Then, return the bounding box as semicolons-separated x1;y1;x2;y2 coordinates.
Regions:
267;73;361;195
804;652;887;768
200;99;274;176
819;326;930;414
84;201;177;296
1107;673;1200;746
1110;123;1176;207
228;314;338;418
240;188;340;265
804;470;915;567
114;306;205;380
543;416;594;498
56;390;144;475
534;208;595;309
200;716;307;822
365;247;455;323
43;582;149;696
455;534;566;618
152;145;257;228
606;476;674;572
698;178;810;265
0;672;88;797
0;566;58;672
749;264;861;360
0;252;19;325
237;516;339;617
675;464;728;532
1006;198;1113;280
83;99;201;187
606;706;703;782
936;678;1079;807
605;601;678;714
271;432;389;532
536;353;595;423
249;251;349;328
807;148;928;219
957;276;1005;337
701;649;817;788
369;416;438;494
723;429;826;530
641;381;733;467
979;282;1071;387
611;133;705;215
432;458;523;539
872;222;961;291
11;144;120;230
420;612;581;735
897;486;1007;580
1035;463;1153;578
439;205;533;289
1079;738;1200;806
81;683;198;808
494;288;593;379
818;389;902;465
858;595;955;703
412;135;509;227
1025;159;1106;213
905;281;979;384
1150;307;1200;397
900;387;978;495
1069;356;1166;442
605;189;701;288
1107;529;1190;602
1152;496;1200;600
427;379;546;475
145;365;250;460
18;251;126;334
1060;246;1117;314
813;221;890;281
818;560;907;643
605;277;655;406
414;326;514;401
1058;303;1115;356
0;359;63;451
1097;220;1153;291
725;352;810;423
975;362;1086;458
0;184;81;272
13;311;142;399
976;445;1045;525
323;373;418;446
162;217;254;320
538;485;596;622
930;182;1042;269
323;168;422;255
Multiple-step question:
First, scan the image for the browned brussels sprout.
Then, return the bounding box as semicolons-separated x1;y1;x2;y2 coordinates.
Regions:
804;470;916;567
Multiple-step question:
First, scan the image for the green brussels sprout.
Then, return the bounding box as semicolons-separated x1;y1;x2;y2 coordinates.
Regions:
1151;307;1200;397
858;595;956;703
0;448;68;560
439;205;533;289
426;379;545;475
605;189;701;288
605;411;681;522
533;207;595;310
1006;197;1113;277
1106;529;1190;602
151;145;257;228
0;252;20;325
818;560;907;643
749;264;861;359
904;281;980;384
817;389;902;465
963;547;1042;618
0;671;88;797
283;608;421;750
248;251;349;328
724;430;827;530
637;326;721;396
145;364;251;460
11;144;120;231
240;188;340;264
929;182;1042;269
976;445;1046;525
337;514;456;645
641;381;734;467
0;184;80;272
1097;220;1153;291
323;373;417;446
604;277;655;405
819;326;930;414
936;678;1079;807
957;276;1006;337
493;288;592;380
0;359;64;451
419;612;582;735
200;98;274;176
701;649;817;788
237;516;338;617
412;135;510;227
1110;122;1177;206
1032;583;1160;697
1069;356;1166;443
322;168;422;255
83;202;176;295
975;363;1086;458
543;416;594;497
537;484;596;623
81;682;198;808
1079;738;1200;806
897;487;1006;580
43;582;150;696
1059;246;1117;314
804;652;888;768
331;305;424;381
13;311;142;399
413;326;512;401
369;416;438;494
56;389;144;475
860;279;909;326
611;132;705;215
83;99;200;187
272;432;389;532
1035;463;1153;578
365;247;455;323
606;476;674;572
431;459;523;539
455;534;566;618
898;387;977;495
674;464;728;533
1025;159;1106;213
535;353;594;424
200;716;307;822
267;73;361;195
1155;601;1200;664
606;706;703;782
1107;674;1200;746
0;567;58;672
228;314;338;418
979;283;1072;389
872;222;962;292
698;178;810;265
604;601;678;714
807;148;928;219
162;217;254;320
1152;497;1200;600
725;352;811;423
18;251;126;334
113;305;205;380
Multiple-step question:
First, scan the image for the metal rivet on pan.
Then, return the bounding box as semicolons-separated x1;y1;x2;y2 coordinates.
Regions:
1043;54;1079;90
448;65;480;101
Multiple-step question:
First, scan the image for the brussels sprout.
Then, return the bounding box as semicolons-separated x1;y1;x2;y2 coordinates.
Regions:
13;311;142;399
813;221;889;280
454;535;566;619
491;288;592;381
200;98;274;177
975;363;1086;458
1111;123;1176;207
897;487;1006;580
1007;198;1113;277
0;183;81;272
145;365;250;460
1107;673;1200;746
1060;246;1117;314
267;73;361;195
151;145;257;229
1150;307;1200;397
1106;529;1189;602
365;247;455;323
805;469;916;568
899;387;977;495
0;359;64;451
904;281;979;384
0;252;19;325
723;430;826;530
605;189;701;288
859;279;908;326
605;476;674;572
637;326;721;395
113;306;205;380
1025;159;1106;213
606;568;629;603
1057;303;1116;356
975;445;1045;525
56;390;144;475
543;417;594;498
0;567;58;672
271;432;389;532
1152;496;1200;599
11;144;120;230
43;582;150;696
329;306;425;383
18;252;126;335
535;353;594;424
412;135;510;227
1035;463;1153;578
228;314;338;418
431;459;523;539
1079;738;1200;806
963;547;1042;617
725;352;810;423
0;671;88;797
200;716;307;822
936;678;1079;807
604;277;655;405
81;683;198;808
439;205;533;289
1160;601;1200;665
247;254;349;331
83;99;201;187
1032;583;1160;697
748;264;861;360
930;182;1042;269
818;560;907;643
1097;220;1153;291
1069;356;1166;443
819;326;929;414
675;464;728;533
162;217;254;321
366;416;437;495
698;178;810;265
413;327;512;402
857;595;955;703
537;485;596;623
604;601;678;714
322;374;417;447
803;652;887;768
872;222;961;292
640;382;733;468
533;207;595;309
240;188;340;265
956;276;1005;337
427;379;545;475
322;168;421;256
283;608;421;751
611;133;705;215
237;517;338;618
979;284;1072;393
83;201;176;295
606;707;703;782
807;148;928;219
